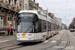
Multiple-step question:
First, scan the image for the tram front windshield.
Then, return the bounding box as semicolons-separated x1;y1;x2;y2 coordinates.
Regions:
17;13;34;33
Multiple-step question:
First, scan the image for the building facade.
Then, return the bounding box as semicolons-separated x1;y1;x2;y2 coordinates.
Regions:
0;0;22;29
69;18;75;29
24;0;39;10
54;17;62;29
0;0;40;30
61;23;67;29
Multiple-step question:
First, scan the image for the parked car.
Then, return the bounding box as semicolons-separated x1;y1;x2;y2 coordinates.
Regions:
70;29;75;32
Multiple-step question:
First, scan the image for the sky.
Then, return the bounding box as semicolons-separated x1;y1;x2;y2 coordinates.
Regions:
36;0;75;27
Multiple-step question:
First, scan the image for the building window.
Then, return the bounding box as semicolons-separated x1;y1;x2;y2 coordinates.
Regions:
9;0;11;5
8;17;11;21
0;16;3;28
14;18;16;21
1;10;4;12
14;0;17;5
5;1;7;3
13;18;16;29
20;4;22;10
17;6;18;8
0;16;3;20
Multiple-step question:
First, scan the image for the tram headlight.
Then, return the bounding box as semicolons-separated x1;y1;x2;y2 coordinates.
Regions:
29;34;34;36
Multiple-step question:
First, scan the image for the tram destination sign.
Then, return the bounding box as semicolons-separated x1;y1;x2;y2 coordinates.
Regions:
19;14;33;17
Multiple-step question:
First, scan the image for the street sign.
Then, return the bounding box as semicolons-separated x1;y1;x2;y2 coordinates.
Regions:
8;22;10;24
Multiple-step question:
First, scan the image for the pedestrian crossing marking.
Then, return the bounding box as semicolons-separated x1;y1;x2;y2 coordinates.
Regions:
0;40;9;43
43;40;49;43
51;40;56;43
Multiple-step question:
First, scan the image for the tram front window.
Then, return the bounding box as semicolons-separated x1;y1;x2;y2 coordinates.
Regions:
17;13;34;33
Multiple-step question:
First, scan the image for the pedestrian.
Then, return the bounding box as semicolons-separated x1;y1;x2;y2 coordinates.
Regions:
8;26;11;36
10;27;13;35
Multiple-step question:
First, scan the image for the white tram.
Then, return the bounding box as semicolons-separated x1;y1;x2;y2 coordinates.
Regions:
16;10;59;42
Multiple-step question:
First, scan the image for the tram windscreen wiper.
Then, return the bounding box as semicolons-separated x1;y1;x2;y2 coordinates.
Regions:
24;24;33;33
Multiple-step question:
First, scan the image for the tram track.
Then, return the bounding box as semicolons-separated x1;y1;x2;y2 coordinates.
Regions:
41;31;70;50
42;34;59;45
0;39;29;50
0;41;42;50
55;32;70;50
0;43;23;50
0;39;21;50
0;31;70;50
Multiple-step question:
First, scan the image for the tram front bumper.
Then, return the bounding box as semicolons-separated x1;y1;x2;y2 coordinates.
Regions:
17;38;42;42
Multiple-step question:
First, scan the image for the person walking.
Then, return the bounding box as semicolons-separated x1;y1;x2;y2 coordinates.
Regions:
11;27;13;35
8;27;11;36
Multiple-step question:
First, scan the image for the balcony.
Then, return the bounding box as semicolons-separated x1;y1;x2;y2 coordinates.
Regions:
0;1;20;12
15;8;20;12
0;2;9;8
29;0;38;9
9;5;15;10
0;11;6;16
7;14;12;17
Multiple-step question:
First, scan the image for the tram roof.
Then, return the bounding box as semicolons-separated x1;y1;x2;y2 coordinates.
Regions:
19;10;39;14
19;10;57;24
19;10;47;19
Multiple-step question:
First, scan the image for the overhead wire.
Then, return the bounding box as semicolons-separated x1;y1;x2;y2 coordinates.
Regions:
42;0;48;11
65;0;68;18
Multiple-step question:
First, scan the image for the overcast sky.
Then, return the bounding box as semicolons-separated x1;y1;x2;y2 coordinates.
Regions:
36;0;75;27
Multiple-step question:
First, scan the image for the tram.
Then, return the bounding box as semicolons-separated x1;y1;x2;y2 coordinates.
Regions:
16;10;59;42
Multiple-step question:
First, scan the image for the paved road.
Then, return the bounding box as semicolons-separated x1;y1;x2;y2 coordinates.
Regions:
0;30;75;50
63;31;75;50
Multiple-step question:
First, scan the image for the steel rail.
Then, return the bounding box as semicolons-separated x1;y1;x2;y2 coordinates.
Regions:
0;42;23;50
41;32;65;50
55;31;70;50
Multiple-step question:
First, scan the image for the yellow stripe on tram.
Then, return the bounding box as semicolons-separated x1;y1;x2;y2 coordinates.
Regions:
22;33;26;38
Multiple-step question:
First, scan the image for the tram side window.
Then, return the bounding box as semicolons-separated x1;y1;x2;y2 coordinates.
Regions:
38;19;41;32
48;22;51;31
34;14;41;33
49;22;51;31
41;20;46;32
34;20;41;33
53;24;54;31
34;22;39;33
48;22;49;31
54;24;55;30
55;25;56;30
51;23;53;31
56;25;57;30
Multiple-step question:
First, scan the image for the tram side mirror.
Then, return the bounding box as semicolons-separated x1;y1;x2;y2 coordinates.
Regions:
33;18;37;25
16;19;21;25
17;22;19;25
16;19;18;25
16;19;18;22
33;15;38;25
33;20;36;25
